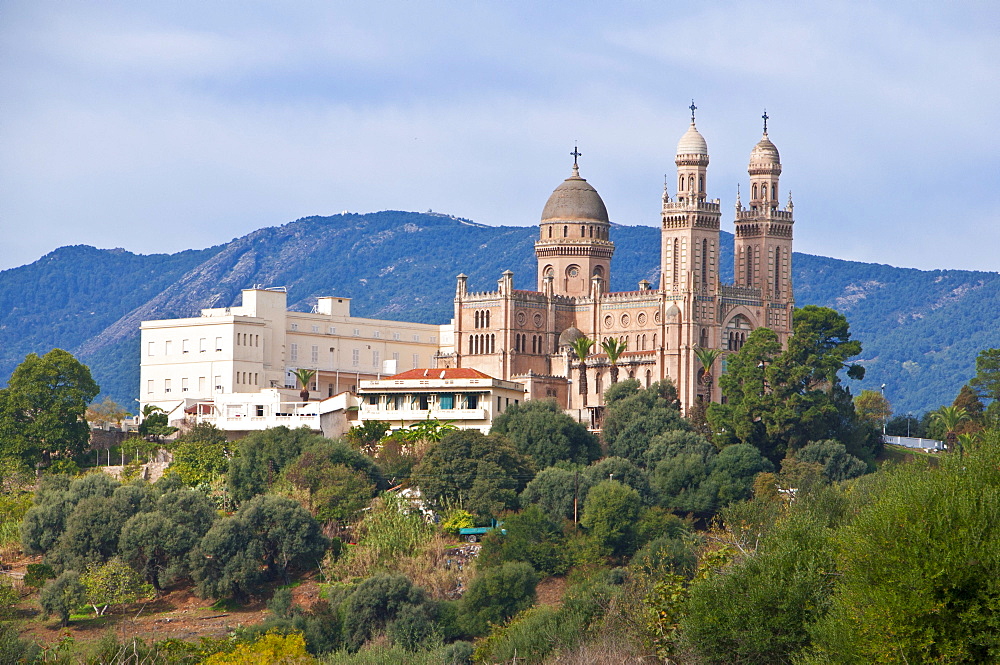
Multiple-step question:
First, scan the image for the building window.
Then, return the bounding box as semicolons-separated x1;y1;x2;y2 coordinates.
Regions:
311;345;319;364
165;341;173;355
353;328;360;336
373;350;380;368
430;336;437;343
291;323;298;331
352;349;360;367
182;378;189;392
182;339;190;353
164;379;172;393
199;338;206;353
373;330;381;339
147;380;153;394
392;352;399;361
393;332;400;341
413;334;419;342
147;342;155;356
215;337;223;351
701;239;708;286
412;354;419;369
290;343;298;362
199;376;206;392
214;376;222;391
312;325;319;333
440;393;454;409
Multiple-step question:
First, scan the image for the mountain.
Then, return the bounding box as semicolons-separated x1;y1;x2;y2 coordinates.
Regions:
1;211;997;415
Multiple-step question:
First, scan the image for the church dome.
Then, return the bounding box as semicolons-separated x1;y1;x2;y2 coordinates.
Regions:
676;123;708;156
541;169;609;223
558;326;585;348
750;134;780;164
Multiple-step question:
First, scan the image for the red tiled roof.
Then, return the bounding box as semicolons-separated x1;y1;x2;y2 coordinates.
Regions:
388;368;497;380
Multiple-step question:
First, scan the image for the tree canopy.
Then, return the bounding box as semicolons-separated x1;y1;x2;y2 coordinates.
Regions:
491;399;600;468
0;349;99;468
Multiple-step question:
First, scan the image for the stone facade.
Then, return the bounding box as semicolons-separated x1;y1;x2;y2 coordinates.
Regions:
445;113;795;415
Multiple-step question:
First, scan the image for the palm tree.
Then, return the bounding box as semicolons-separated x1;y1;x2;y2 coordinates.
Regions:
932;406;970;455
601;337;628;385
693;347;724;402
291;368;317;402
570;336;595;407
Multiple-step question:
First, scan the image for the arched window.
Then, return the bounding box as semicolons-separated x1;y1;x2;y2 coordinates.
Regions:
652;333;657;348
491;334;495;353
771;184;777;200
645;370;652;387
746;246;753;286
595;372;602;397
678;175;684;192
699;175;704;192
564;226;568;237
548;226;552;238
474;311;479;329
762;184;767;200
672;238;680;285
486;310;491;328
700;327;708;347
752;183;758;199
701;239;708;286
581;225;586;237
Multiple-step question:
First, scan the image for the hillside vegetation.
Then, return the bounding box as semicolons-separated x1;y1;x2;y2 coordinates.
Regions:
1;210;997;414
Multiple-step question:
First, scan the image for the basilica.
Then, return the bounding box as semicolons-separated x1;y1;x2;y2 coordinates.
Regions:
442;107;796;419
139;106;797;435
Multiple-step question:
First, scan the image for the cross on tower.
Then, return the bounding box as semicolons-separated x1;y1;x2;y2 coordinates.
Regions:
570;145;582;167
689;100;697;123
762;109;769;133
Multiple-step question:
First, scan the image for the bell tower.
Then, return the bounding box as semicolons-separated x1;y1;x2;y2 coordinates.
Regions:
733;111;795;338
535;148;614;297
660;103;721;299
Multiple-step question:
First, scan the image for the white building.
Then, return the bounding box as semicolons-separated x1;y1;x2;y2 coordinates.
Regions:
140;287;446;433
359;368;526;433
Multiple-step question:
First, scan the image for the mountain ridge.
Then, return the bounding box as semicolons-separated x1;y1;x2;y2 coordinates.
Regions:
2;210;997;415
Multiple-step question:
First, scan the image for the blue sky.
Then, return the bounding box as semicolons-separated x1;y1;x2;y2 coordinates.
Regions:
1;1;998;272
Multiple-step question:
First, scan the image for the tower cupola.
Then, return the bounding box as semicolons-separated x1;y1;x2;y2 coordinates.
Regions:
675;101;709;203
748;110;782;210
535;147;614;296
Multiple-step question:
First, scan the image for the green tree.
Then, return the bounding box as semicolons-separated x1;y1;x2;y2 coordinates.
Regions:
853;389;892;430
970;348;1000;403
345;420;390;456
581;480;642;559
803;447;1000;663
460;561;538;636
342;573;429;651
795;439;868;483
931;405;970;454
491;399;600;468
291;368;317;402
519;465;593;523
479;504;568;575
602;379;686;465
601;337;628;385
240;495;330;583
189;518;264;601
710;307;873;464
39;570;85;626
282;439;383;522
693;347;724;401
0;349;99;467
138;404;177;441
227;427;324;503
570;336;595;407
683;512;836;665
412;430;533;516
119;512;200;592
81;556;153;617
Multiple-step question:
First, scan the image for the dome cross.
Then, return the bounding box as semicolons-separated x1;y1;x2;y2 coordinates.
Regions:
762;109;769;134
689;100;697;123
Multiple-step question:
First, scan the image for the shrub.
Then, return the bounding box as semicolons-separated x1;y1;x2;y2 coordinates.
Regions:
39;570;85;626
460;561;538;636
